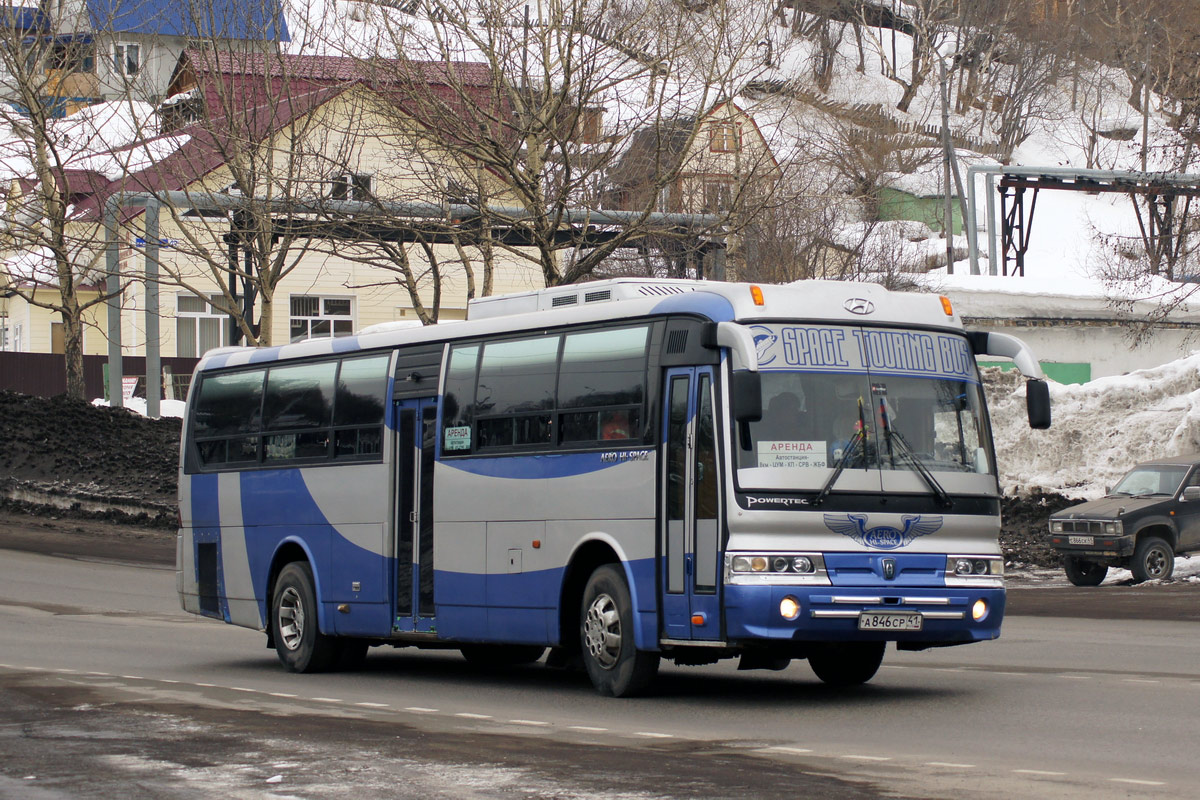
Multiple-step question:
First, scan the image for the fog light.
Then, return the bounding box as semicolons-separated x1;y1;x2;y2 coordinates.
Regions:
971;599;988;621
779;596;801;620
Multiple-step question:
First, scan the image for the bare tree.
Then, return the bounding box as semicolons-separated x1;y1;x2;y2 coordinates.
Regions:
0;3;158;398
325;0;778;288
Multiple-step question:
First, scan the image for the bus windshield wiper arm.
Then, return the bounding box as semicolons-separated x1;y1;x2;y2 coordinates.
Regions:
879;402;952;508
813;399;869;507
812;428;863;507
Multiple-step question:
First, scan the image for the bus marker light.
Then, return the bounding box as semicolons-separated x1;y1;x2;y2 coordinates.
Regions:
691;614;707;626
532;539;541;549
939;296;954;316
750;285;765;306
971;600;987;621
780;596;801;620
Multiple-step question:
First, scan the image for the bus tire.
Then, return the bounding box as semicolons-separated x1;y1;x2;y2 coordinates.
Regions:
272;562;338;673
808;641;886;687
580;565;659;697
460;644;546;667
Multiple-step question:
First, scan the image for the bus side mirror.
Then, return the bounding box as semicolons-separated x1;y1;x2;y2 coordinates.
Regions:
1026;379;1051;430
732;371;762;423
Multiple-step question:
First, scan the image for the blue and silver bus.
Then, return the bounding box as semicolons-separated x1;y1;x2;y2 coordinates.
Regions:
177;278;1050;695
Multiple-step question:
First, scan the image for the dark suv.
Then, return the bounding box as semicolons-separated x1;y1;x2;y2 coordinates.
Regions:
1048;455;1200;585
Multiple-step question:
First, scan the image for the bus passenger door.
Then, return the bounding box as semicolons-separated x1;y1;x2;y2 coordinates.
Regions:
394;398;437;632
661;367;722;642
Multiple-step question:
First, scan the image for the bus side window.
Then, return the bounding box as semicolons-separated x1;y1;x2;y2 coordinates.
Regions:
193;369;266;468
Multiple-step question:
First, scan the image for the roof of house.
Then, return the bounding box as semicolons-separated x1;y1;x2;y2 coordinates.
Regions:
71;81;350;222
86;0;289;41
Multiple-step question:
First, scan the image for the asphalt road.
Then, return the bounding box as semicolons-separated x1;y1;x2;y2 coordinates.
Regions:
1;522;1198;799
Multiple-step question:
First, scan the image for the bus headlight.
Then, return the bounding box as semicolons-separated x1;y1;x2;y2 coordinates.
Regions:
779;596;801;620
726;553;829;585
949;556;1003;577
792;556;814;574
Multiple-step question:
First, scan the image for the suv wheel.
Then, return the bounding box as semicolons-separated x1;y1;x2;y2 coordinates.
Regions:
1063;556;1107;587
1131;536;1175;583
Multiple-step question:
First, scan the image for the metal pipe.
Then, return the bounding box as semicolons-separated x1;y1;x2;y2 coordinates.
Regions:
965;165;1200;280
104;198;123;408
144;198;161;419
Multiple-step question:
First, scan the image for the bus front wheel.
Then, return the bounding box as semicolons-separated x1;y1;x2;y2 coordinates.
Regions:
272;562;339;673
807;641;886;687
580;565;659;697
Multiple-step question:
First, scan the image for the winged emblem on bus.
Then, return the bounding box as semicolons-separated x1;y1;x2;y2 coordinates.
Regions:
823;514;943;550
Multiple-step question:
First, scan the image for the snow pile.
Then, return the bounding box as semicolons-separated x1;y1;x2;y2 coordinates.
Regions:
92;398;186;419
986;354;1200;499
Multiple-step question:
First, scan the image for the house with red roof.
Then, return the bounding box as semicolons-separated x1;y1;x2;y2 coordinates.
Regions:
1;49;542;363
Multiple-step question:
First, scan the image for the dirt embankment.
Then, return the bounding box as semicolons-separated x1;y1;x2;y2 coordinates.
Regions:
0;391;1076;565
0;391;181;529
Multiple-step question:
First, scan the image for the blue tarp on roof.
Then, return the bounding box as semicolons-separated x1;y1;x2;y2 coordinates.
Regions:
1;5;47;31
86;0;290;42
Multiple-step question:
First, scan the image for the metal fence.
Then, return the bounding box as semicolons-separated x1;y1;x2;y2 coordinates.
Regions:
0;353;200;401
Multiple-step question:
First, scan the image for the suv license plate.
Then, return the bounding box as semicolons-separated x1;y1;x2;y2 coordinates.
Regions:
1068;535;1094;545
858;612;923;631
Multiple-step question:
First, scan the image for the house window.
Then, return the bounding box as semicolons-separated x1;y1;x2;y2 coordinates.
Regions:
331;174;372;201
702;181;733;214
290;295;354;342
49;41;95;74
708;122;740;153
176;293;229;357
114;43;140;76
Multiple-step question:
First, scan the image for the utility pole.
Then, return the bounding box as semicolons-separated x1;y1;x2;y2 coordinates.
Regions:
940;58;954;274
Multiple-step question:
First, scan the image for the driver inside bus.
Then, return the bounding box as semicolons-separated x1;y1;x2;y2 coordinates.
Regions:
761;391;810;441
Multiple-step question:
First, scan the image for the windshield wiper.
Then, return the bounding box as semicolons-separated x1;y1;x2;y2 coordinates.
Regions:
813;399;869;507
878;398;952;508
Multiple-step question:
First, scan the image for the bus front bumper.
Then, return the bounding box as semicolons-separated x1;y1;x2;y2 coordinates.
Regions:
723;584;1005;645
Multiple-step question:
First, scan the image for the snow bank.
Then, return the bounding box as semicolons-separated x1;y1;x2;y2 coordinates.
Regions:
92;398;186;419
986;353;1200;498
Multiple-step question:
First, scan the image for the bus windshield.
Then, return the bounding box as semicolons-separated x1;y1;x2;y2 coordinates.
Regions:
735;324;994;493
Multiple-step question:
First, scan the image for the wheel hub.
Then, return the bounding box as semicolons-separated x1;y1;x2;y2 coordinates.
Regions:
583;592;621;669
277;586;305;651
1145;547;1169;578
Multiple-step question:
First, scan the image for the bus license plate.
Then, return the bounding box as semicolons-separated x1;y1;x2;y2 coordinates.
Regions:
858;612;922;631
1068;535;1094;546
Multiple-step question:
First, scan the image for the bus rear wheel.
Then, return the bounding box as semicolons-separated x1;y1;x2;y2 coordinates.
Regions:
580;565;659;697
808;642;886;687
272;562;339;673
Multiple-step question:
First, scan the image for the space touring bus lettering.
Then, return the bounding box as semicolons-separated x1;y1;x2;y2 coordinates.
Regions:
754;324;976;380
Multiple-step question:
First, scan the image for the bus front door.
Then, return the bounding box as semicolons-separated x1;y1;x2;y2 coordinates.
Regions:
661;367;722;642
394;398;437;632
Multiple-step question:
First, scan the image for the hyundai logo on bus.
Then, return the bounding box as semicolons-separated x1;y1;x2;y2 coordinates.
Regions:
824;514;944;550
843;297;875;315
